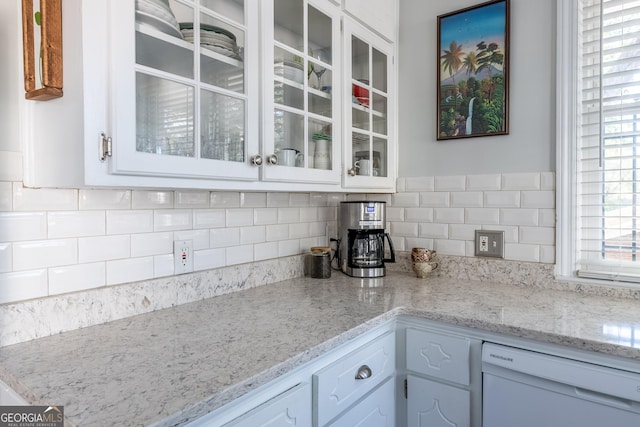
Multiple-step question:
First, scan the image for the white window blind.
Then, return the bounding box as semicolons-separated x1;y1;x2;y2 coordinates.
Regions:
577;0;640;282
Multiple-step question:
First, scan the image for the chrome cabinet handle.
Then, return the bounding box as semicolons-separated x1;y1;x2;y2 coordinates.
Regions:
266;154;278;165
250;155;263;166
355;365;372;380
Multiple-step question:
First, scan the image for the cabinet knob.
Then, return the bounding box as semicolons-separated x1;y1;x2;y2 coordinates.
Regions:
355;365;372;380
267;154;278;165
347;167;357;176
250;155;263;166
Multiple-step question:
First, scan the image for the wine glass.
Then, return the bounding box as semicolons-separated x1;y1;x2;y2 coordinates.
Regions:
311;48;329;90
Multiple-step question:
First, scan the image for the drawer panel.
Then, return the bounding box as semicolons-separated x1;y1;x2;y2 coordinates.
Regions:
406;327;471;385
314;331;395;426
328;377;395;427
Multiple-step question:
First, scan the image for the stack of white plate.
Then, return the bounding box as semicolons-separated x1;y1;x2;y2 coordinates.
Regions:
274;61;304;84
180;23;242;60
135;0;183;38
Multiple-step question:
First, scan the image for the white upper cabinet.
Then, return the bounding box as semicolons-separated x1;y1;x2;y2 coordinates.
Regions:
21;0;396;192
342;17;396;191
260;0;342;185
342;0;398;41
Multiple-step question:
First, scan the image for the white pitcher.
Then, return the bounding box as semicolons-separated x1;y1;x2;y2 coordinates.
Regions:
314;139;331;170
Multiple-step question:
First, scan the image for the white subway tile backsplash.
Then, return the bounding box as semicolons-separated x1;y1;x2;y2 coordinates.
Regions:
386;207;405;222
0;243;11;273
390;222;418;237
13;239;77;271
106;257;154;286
289;223;309;239
465;240;476;257
193;248;225;271
48;211;105;238
309;222;325;237
448;224;477;240
519;226;555;245
131;232;173;257
539;209;556;227
174;229;210;250
482;225;519;243
521;191;555;208
434;175;466;191
278;208;300;224
290;193;310;206
154;209;193;232
240;192;267;208
419;223;448;239
240;226;267;245
540;245;556;263
175;191;209;209
434;239;466;256
226;245;253;265
405;238;435;251
211;192;241;208
300;207;319;222
500;208;539;226
267;193;290;207
226;208;254;227
420;192;449;207
253;208;278;225
154;254;175;277
310;193;329;207
0;212;47;242
433;208;465;224
107;210;153;235
504;243;540;262
278;239;300;257
13;183;77;211
211;228;240;248
540;172;555;190
189;247;223;271
49;262;105;295
466;174;501;191
405;177;435;191
132;191;174;209
79;189;131;210
405;208;434;222
391;192;420;207
194;209;226;229
327;193;344;206
465;208;500;225
266;224;289;241
0;270;47;304
484;191;520;208
254;242;279;261
501;173;540;190
79;235;130;263
450;192;483;208
0;181;11;211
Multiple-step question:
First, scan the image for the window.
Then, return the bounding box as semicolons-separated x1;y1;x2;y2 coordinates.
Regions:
557;0;640;284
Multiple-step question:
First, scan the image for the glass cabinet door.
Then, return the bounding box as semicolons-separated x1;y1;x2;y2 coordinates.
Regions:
110;1;258;180
343;17;395;189
262;0;341;184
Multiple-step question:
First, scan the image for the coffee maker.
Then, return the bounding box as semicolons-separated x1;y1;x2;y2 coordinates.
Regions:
338;201;395;277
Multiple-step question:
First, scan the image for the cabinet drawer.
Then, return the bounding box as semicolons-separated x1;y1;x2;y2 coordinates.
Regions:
406;328;471;385
224;382;311;427
328;377;395;427
314;331;395;426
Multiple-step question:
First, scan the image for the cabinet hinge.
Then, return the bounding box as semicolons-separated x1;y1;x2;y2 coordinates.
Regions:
404;378;408;399
99;132;112;162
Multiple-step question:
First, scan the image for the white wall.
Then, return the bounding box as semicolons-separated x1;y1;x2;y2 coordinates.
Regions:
398;0;555;176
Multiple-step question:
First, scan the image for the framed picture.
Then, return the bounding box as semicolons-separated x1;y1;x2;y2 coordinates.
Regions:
437;0;509;140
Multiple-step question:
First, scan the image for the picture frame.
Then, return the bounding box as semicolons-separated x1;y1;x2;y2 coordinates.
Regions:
437;0;509;140
21;0;63;101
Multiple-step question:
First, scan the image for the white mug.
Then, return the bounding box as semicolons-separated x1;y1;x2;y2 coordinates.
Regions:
354;159;371;175
279;149;303;167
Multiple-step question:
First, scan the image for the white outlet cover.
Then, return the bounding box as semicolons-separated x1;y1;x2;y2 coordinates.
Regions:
174;240;194;274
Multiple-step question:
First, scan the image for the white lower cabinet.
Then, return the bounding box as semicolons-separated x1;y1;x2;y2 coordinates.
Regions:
328;377;395;427
224;382;311;427
406;375;469;427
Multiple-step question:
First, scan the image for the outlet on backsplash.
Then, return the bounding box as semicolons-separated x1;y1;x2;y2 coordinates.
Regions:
474;230;504;258
174;240;194;274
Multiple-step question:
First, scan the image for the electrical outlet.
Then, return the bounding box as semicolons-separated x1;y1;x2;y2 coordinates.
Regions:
474;230;504;258
174;240;193;274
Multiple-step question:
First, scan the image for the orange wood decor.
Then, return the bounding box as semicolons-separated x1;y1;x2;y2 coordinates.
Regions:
22;0;63;100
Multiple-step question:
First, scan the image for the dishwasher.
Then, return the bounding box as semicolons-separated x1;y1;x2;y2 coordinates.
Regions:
482;342;640;426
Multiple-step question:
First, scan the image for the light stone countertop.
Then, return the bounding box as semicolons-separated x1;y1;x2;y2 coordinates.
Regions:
1;271;639;427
